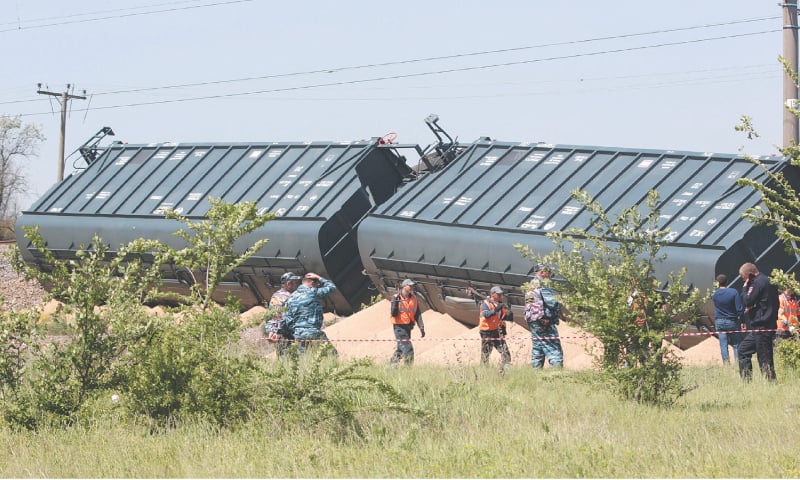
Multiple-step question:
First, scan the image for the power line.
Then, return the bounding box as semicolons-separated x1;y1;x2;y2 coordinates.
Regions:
210;74;778;104
0;63;773;107
299;63;780;95
16;28;779;117
0;0;254;33
90;15;780;97
206;66;778;102
0;0;211;27
0;16;779;107
328;71;782;101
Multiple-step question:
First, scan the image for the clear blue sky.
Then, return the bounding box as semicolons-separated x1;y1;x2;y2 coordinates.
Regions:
0;0;789;208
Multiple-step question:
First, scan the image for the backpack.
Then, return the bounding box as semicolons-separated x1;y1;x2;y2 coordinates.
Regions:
540;287;561;323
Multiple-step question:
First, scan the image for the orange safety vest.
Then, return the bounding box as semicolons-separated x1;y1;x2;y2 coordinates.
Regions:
479;299;507;331
392;295;419;325
779;293;799;329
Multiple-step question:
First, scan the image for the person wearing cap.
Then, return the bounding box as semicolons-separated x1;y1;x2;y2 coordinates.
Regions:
479;286;511;370
534;263;552;279
282;272;338;355
264;272;302;356
390;279;425;365
524;272;563;369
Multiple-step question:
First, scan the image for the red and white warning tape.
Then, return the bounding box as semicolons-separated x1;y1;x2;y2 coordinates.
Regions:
261;328;782;343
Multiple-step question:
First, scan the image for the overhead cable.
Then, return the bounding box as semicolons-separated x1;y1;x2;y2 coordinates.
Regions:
0;0;254;33
92;16;782;97
0;0;212;27
16;29;778;116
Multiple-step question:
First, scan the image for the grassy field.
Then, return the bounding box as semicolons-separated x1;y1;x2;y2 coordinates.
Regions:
1;363;799;478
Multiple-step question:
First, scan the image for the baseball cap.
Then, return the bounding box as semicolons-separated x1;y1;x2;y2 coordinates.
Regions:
401;279;416;287
490;286;504;295
280;272;301;283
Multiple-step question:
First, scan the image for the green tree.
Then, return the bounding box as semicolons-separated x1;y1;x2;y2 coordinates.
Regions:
161;197;274;309
0;115;45;240
516;189;704;405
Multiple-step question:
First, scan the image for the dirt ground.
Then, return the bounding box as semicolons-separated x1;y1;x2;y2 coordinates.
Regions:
247;300;729;369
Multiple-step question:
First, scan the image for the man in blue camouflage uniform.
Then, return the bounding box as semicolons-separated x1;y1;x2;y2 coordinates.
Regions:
283;272;338;356
524;265;563;368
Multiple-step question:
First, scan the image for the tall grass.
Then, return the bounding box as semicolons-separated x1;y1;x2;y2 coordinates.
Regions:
2;363;799;478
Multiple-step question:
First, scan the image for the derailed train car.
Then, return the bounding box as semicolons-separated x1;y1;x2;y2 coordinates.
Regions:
15;120;800;332
15;138;416;315
358;138;800;329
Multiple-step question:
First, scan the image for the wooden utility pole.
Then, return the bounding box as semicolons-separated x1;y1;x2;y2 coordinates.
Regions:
36;84;86;182
783;2;799;148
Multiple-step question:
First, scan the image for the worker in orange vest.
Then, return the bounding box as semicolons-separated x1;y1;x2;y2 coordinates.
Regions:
778;287;799;338
479;286;512;370
390;279;425;365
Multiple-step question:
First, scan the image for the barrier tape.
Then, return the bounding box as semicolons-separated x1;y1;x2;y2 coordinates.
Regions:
261;328;782;343
663;328;778;337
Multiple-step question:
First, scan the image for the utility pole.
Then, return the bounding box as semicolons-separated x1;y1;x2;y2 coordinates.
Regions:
783;2;799;148
36;84;86;182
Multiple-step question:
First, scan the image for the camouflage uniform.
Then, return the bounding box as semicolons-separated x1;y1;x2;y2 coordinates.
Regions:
264;288;293;356
525;277;563;368
283;277;338;355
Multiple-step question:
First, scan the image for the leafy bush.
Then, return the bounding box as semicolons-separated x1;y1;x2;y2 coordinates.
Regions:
608;346;691;406
258;344;423;439
117;306;256;428
18;303;157;428
776;336;800;372
0;304;40;428
8;233;165;426
0;304;38;394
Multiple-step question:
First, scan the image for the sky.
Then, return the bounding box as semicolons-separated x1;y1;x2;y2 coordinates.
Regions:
0;0;792;209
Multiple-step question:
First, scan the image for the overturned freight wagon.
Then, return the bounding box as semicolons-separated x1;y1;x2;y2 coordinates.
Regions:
358;139;800;327
15;138;415;314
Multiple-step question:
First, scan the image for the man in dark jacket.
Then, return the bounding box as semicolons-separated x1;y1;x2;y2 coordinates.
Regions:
738;262;779;381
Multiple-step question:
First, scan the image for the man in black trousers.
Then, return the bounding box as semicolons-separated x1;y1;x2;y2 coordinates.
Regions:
738;262;779;381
